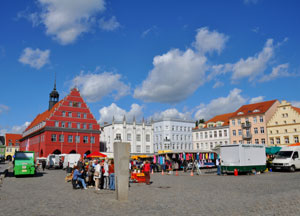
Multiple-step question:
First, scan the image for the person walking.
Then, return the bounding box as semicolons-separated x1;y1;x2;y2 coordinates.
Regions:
94;161;101;190
144;160;151;185
103;159;109;189
109;160;115;190
42;160;46;171
87;161;94;187
216;158;221;175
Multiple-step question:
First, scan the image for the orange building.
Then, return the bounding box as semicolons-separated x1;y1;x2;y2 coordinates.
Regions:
20;86;100;158
229;100;279;145
5;133;22;160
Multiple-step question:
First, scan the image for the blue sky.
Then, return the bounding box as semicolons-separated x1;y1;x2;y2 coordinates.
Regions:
0;0;300;134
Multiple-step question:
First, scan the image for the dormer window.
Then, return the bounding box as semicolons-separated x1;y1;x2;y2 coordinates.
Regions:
253;109;260;113
237;112;244;115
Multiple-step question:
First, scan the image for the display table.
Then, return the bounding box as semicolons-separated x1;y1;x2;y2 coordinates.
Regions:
131;172;146;183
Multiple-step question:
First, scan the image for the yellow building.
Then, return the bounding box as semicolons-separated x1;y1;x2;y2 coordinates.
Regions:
267;100;300;146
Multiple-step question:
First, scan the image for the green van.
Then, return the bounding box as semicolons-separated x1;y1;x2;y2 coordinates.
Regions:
13;151;36;176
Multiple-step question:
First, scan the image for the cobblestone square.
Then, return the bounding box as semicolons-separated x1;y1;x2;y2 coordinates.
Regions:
1;167;300;216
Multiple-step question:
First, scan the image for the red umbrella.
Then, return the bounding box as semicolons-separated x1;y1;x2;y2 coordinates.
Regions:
86;152;107;158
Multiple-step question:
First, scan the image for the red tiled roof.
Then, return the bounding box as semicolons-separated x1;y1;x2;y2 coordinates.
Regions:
24;100;62;132
205;112;234;126
292;106;300;115
230;100;277;118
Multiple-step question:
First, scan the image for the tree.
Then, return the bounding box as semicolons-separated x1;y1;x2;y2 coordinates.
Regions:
199;119;205;124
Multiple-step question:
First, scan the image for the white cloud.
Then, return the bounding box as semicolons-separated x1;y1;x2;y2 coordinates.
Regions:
249;96;265;104
211;39;275;82
98;103;143;124
0;104;9;115
291;101;300;108
99;16;120;31
19;47;50;69
71;71;130;102
259;63;290;82
134;48;207;103
37;0;106;45
0;122;31;136
231;39;274;81
213;81;224;88
193;27;228;55
134;27;229;103
151;108;192;121
194;88;247;120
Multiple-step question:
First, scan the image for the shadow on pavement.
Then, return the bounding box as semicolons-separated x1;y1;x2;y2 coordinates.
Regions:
5;171;47;178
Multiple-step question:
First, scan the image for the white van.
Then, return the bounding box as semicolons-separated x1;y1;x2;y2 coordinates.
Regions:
272;146;300;172
63;154;81;170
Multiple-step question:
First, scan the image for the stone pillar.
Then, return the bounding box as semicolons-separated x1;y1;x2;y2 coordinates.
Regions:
114;142;130;201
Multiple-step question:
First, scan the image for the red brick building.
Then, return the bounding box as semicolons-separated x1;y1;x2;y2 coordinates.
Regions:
20;86;100;158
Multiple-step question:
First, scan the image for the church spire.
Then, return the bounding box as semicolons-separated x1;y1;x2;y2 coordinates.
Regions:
49;72;59;110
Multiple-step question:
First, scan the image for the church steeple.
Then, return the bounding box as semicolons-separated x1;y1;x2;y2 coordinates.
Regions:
49;72;59;110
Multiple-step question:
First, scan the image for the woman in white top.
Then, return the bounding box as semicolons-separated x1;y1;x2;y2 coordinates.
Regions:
94;161;101;190
103;159;109;189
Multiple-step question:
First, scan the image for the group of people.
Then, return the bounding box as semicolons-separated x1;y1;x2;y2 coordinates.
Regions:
72;158;115;191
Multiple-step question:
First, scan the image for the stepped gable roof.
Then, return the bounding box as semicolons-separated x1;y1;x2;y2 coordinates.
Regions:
5;133;22;145
24;100;62;133
230;100;277;118
292;106;300;115
205;112;234;126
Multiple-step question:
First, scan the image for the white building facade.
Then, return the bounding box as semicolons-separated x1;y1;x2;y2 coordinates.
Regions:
193;113;232;151
153;119;194;153
100;117;153;154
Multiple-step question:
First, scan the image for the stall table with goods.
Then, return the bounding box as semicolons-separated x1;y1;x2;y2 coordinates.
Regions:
131;172;146;183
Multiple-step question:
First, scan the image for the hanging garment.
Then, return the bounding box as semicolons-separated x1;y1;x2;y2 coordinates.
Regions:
172;154;176;159
183;153;186;160
197;153;199;161
153;155;156;164
211;153;214;160
206;153;208;159
186;154;189;161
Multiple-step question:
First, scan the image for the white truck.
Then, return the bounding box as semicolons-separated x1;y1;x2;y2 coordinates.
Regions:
272;146;300;172
220;144;266;174
63;154;81;171
46;154;62;169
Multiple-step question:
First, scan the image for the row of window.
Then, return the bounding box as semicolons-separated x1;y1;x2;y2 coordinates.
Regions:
51;134;95;144
6;147;19;152
270;128;298;134
62;111;87;119
270;136;299;145
55;121;93;130
154;143;193;150
195;130;228;140
155;134;192;142
154;125;192;132
274;119;297;125
115;133;151;142
196;141;228;149
232;116;264;126
136;145;151;153
232;127;265;136
232;139;265;144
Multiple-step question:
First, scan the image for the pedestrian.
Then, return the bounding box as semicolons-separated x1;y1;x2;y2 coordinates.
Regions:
144;160;151;185
109;160;115;190
77;158;84;171
42;160;46;171
94;160;101;191
103;159;109;189
87;161;94;187
216;158;221;175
